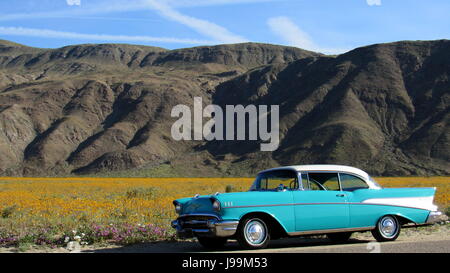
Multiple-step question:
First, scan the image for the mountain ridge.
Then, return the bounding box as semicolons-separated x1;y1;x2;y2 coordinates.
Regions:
0;39;448;176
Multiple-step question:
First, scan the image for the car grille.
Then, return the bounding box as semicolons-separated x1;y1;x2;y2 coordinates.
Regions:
178;215;218;229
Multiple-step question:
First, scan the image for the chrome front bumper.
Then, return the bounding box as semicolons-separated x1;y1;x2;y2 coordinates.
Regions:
171;217;239;238
425;211;444;224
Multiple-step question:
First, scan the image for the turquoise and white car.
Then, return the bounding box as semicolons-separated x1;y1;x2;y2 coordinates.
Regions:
171;165;443;249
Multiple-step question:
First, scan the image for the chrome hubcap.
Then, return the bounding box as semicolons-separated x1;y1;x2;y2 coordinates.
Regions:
380;217;397;237
244;220;266;245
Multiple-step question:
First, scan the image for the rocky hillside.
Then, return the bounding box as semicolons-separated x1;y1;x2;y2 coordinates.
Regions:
0;39;448;176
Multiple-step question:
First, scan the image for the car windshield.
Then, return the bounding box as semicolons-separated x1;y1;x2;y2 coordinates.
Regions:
249;170;298;191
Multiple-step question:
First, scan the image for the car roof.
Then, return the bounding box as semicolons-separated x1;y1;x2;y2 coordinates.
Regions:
259;164;370;181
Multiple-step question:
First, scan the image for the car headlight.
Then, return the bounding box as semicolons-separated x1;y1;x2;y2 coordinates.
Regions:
212;199;221;212
173;201;182;214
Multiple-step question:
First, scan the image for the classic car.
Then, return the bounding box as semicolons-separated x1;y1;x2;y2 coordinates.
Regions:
171;165;443;249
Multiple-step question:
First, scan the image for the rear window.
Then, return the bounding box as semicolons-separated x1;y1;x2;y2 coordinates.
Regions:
339;173;369;191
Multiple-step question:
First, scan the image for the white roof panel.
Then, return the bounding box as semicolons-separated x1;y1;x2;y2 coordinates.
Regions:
260;164;370;181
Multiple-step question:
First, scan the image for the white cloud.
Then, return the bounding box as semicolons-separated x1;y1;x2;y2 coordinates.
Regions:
66;0;81;6
164;0;282;8
267;16;349;55
0;0;249;44
0;0;279;21
366;0;381;6
145;0;248;43
0;2;148;21
267;16;316;50
0;26;213;44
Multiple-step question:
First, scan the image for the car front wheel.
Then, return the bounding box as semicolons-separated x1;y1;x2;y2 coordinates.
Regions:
371;215;401;242
237;217;270;249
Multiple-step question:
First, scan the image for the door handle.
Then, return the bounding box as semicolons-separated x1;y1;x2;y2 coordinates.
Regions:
336;194;346;197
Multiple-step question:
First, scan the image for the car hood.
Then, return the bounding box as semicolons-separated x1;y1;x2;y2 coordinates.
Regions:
177;191;283;214
178;196;214;214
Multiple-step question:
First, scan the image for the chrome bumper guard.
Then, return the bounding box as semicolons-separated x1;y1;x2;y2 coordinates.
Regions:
171;219;239;238
425;211;444;224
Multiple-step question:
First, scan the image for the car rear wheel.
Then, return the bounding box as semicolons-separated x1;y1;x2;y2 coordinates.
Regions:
327;232;352;243
197;237;227;249
371;215;401;242
237;217;270;249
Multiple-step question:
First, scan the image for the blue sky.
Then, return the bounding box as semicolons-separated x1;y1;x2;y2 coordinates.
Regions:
0;0;449;54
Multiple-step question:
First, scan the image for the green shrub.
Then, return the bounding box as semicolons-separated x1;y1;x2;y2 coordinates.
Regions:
225;185;236;193
1;205;17;218
125;187;159;200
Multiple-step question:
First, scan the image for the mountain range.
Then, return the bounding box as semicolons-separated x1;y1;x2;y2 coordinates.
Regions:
0;39;448;177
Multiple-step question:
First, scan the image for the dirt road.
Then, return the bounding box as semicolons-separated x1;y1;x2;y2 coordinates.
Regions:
1;224;448;253
79;237;450;253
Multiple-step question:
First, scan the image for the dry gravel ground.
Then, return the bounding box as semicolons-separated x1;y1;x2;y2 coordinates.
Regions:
1;223;448;253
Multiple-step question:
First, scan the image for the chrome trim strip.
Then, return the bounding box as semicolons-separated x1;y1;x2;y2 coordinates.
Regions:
223;202;432;211
288;226;375;236
178;213;222;220
222;227;238;231
224;202;346;209
296;171;304;190
214;220;239;226
337;172;342;191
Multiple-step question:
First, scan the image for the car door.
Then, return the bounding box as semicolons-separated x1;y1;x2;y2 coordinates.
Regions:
292;172;350;231
339;173;377;228
251;170;298;232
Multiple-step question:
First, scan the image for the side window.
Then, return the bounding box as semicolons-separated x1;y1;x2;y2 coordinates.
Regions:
340;174;369;191
307;172;340;191
302;173;322;190
309;181;323;191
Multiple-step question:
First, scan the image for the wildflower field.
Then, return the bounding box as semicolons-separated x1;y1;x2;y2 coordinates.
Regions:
0;176;448;248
